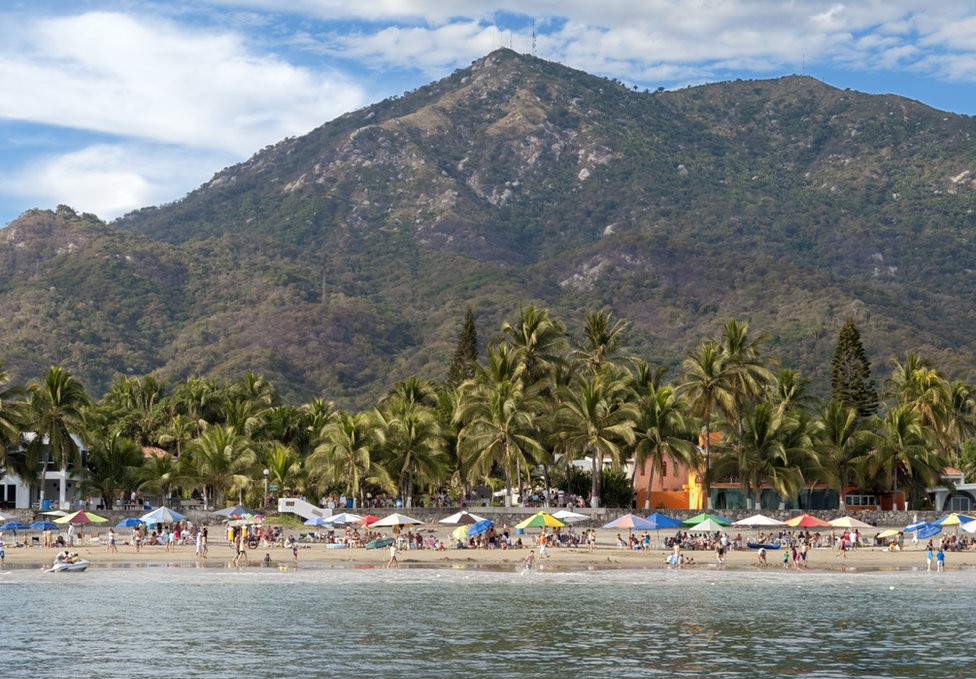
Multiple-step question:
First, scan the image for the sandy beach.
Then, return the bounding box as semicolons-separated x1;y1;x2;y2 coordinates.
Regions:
3;528;973;572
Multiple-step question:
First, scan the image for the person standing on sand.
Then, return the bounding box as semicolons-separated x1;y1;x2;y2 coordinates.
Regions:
387;542;399;568
539;531;550;558
107;528;118;553
201;526;208;558
927;545;934;571
936;548;945;572
0;537;5;568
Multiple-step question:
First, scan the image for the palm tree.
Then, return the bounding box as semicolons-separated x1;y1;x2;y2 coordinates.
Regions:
575;310;627;373
26;366;92;509
187;425;256;507
308;411;392;508
374;399;446;508
456;345;545;507
633;385;696;510
81;433;144;510
861;405;932;510
502;305;568;388
156;414;197;458
719;319;775;439
260;442;305;503
554;368;638;508
711;403;799;510
678;340;735;509
0;363;28;469
138;453;181;509
815;400;876;510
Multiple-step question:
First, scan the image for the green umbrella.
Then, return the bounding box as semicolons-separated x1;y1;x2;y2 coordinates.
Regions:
682;512;732;527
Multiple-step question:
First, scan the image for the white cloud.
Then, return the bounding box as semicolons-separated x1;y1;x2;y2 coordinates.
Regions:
5;143;234;221
0;11;367;154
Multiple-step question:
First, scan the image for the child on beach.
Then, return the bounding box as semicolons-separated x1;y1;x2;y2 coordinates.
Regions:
387;542;399;569
936;549;945;572
521;551;535;571
756;547;767;568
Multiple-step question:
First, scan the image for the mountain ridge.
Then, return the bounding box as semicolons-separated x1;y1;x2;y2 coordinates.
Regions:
2;49;975;406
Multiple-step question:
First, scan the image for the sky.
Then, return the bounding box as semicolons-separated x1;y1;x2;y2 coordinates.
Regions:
1;1;974;228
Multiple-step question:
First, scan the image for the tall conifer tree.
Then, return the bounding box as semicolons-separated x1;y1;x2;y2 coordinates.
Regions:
830;317;878;418
447;306;478;386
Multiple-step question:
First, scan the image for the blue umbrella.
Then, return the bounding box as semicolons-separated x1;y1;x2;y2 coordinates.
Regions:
916;523;943;540
643;512;685;530
903;521;927;533
467;519;494;536
1;521;29;531
30;521;59;530
116;517;146;528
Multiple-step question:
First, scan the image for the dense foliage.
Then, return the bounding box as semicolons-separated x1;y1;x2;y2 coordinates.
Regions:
3;306;974;511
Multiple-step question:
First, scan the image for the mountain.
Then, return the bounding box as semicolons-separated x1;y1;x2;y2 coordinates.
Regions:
2;49;975;406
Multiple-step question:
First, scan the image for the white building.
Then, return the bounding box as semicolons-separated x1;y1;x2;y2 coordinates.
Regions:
0;433;87;511
928;467;975;513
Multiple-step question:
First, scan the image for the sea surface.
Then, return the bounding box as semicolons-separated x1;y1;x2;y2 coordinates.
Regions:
1;562;972;678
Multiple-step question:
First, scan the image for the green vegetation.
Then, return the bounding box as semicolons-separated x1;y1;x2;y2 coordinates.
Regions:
2;307;973;511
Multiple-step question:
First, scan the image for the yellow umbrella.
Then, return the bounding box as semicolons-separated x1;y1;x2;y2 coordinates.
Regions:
54;510;109;525
933;513;976;526
828;516;874;529
515;511;567;530
876;528;901;539
451;525;471;541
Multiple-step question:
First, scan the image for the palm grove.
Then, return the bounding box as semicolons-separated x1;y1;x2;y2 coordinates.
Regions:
2;308;975;513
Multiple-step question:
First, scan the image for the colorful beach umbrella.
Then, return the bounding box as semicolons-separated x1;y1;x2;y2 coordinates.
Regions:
54;510;108;525
783;513;831;528
213;505;257;519
602;513;657;530
916;523;943;540
876;528;902;539
439;510;488;525
451;525;472;541
141;506;186;525
961;520;976;534
828;516;873;529
683;512;732;527
515;511;566;530
932;513;976;526
30;521;59;530
362;515;381;526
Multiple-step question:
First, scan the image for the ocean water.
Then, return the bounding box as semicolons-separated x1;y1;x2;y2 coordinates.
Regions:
1;563;971;678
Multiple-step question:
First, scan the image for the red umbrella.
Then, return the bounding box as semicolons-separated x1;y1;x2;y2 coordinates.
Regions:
784;513;831;528
362;515;381;526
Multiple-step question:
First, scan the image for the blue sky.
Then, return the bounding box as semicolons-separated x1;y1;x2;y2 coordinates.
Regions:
1;1;974;228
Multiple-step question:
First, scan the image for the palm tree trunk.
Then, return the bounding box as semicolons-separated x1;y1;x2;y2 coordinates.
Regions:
542;464;551;508
590;448;601;508
644;459;655;511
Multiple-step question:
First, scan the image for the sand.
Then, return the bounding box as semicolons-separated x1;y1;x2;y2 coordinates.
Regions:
2;527;972;572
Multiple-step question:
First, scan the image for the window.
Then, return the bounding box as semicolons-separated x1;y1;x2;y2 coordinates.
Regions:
845;494;877;507
949;495;972;512
661;461;667;477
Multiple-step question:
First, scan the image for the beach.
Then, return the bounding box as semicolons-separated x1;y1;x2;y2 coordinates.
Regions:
3;526;971;572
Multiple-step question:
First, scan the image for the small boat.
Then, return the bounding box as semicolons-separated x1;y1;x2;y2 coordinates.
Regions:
366;537;394;550
325;542;348;549
49;559;90;572
747;542;780;550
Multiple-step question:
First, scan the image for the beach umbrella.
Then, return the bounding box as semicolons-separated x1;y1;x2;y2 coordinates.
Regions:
467;519;494;536
960;520;976;534
876;528;902;539
439;510;487;525
54;510;108;525
733;514;786;528
115;517;145;528
362;515;381;526
932;513;976;526
916;523;943;540
903;521;928;533
783;513;831;528
213;505;257;519
552;509;590;524
690;518;729;533
325;512;365;525
372;512;425;528
515;511;567;530
30;521;59;530
0;511;14;522
828;516;873;529
602;513;657;530
451;525;471;541
40;509;69;517
1;521;29;531
141;506;186;525
683;512;732;527
640;512;685;548
304;516;331;526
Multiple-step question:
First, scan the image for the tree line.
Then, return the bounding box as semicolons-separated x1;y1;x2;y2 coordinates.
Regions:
2;307;975;512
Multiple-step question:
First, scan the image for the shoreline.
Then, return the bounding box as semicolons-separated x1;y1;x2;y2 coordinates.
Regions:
4;540;974;573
